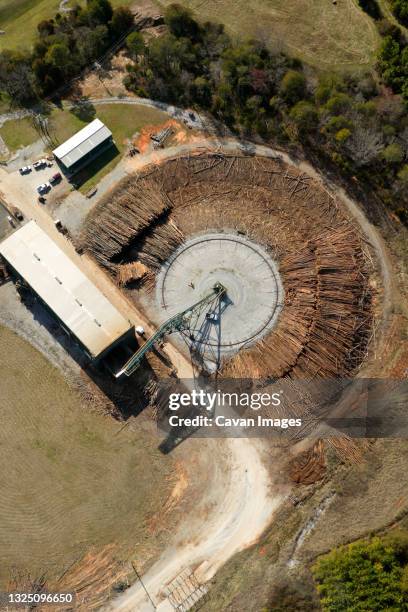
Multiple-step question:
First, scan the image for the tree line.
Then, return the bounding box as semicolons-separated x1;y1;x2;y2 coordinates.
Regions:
313;530;408;610
0;1;407;222
0;0;133;101
123;4;408;222
390;0;408;27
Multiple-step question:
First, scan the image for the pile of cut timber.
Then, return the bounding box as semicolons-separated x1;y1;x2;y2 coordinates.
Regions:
82;177;173;269
289;440;326;484
117;262;148;286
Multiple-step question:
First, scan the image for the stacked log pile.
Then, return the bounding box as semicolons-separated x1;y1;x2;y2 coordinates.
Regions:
289;440;326;484
82;177;175;270
83;151;374;382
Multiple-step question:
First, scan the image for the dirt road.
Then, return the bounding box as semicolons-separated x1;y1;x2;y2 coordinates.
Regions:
105;436;281;612
0;135;393;611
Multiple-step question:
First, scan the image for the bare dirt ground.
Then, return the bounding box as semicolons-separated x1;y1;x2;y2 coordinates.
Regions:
105;438;286;612
81;53;132;99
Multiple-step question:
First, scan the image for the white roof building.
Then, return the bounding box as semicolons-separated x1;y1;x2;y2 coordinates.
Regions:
52;118;113;171
0;221;133;359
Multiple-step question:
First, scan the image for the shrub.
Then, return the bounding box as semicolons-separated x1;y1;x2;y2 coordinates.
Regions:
324;115;353;133
398;164;408;183
110;7;134;37
126;32;145;58
164;3;200;40
289;101;318;132
383;142;404;163
325;93;352;114
335;128;352;143
280;70;306;104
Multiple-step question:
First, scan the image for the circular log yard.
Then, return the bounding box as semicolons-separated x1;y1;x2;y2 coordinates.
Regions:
82;150;373;386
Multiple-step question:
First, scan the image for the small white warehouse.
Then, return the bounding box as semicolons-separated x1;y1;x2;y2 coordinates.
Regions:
52;118;113;175
0;221;133;360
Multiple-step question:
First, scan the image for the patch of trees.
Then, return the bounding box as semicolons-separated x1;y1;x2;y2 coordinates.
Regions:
377;28;408;99
313;531;408;611
0;0;134;101
390;0;408;27
123;4;408;222
357;0;382;20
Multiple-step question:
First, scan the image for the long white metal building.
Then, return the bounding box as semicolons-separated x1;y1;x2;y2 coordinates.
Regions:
52;118;113;175
0;221;133;360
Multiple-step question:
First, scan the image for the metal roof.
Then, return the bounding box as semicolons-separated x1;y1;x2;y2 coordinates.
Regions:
52;119;112;169
0;221;132;358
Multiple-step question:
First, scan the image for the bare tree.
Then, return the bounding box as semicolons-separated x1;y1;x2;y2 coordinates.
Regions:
345;127;383;166
0;52;36;106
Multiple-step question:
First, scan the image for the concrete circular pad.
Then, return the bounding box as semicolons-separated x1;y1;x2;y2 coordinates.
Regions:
156;233;284;367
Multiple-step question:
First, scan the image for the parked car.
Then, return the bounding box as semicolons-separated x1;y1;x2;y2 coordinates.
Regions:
49;172;62;185
37;183;50;195
54;219;67;234
12;207;24;221
86;187;97;199
33;159;46;170
19;166;31;175
7;215;15;227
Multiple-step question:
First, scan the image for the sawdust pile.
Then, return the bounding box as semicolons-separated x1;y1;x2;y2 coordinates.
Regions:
117;261;148;286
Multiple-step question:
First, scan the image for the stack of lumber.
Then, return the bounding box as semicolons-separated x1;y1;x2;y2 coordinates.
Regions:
222;223;371;380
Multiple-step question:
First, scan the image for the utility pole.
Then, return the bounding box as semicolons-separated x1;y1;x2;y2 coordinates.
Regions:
131;562;157;610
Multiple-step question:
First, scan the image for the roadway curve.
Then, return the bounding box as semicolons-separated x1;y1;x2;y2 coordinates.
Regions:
0;126;394;610
106;437;280;611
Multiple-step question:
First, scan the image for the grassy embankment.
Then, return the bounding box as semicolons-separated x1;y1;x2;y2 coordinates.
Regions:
0;324;174;585
158;0;380;71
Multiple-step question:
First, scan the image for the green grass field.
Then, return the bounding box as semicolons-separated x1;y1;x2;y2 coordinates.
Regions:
49;103;169;191
0;116;39;150
0;103;169;188
0;0;136;51
0;324;174;585
159;0;380;70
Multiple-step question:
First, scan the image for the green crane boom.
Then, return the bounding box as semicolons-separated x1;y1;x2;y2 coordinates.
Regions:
115;283;226;377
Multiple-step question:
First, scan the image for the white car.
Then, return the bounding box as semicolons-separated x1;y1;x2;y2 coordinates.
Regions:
36;183;50;195
33;160;46;170
19;166;31;175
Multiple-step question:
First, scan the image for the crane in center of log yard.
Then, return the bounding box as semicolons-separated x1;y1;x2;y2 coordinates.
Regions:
115;283;226;378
